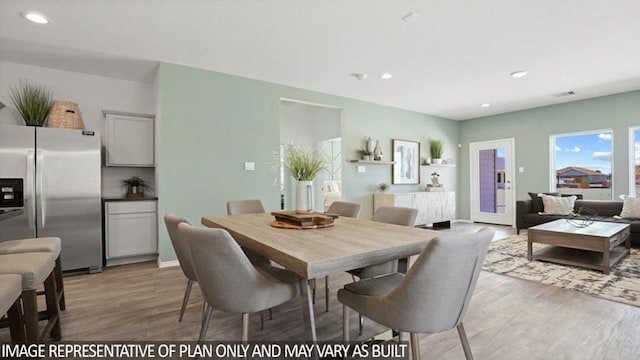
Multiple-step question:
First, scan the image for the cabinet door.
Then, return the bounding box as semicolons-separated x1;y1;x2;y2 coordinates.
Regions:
105;114;154;167
106;212;157;259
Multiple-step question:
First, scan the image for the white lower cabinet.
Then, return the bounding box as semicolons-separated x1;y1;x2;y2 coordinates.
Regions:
105;200;157;265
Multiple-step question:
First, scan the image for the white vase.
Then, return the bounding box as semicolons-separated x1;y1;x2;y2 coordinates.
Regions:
432;158;442;164
295;180;314;213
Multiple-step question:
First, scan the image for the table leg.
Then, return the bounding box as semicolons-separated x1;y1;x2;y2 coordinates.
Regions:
603;245;610;275
300;279;318;342
527;236;533;261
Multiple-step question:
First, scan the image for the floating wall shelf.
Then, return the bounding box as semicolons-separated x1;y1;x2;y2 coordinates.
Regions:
350;160;395;165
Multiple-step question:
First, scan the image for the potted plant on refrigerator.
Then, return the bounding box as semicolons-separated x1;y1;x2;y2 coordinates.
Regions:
122;176;151;199
282;144;327;213
8;80;54;126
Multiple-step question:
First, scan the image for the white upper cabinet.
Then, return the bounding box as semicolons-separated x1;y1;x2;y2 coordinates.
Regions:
103;110;155;167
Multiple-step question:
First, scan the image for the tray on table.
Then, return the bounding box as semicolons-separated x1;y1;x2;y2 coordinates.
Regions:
270;211;338;229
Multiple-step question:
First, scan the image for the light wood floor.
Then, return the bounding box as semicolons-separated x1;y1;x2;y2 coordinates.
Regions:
2;223;639;359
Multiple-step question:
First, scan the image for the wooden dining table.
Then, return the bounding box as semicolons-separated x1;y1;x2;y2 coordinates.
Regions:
201;212;441;341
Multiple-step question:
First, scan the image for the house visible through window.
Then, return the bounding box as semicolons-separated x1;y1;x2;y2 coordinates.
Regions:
551;130;613;200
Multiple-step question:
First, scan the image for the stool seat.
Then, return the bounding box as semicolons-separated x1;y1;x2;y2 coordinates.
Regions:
0;274;25;343
0;253;61;343
0;238;66;311
0;237;61;256
0;253;55;290
0;274;22;313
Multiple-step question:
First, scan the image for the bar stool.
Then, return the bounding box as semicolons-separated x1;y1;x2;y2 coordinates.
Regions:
0;274;25;343
0;237;65;310
0;253;61;343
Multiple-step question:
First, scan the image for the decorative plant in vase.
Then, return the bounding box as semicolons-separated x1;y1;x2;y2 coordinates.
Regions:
378;183;389;192
431;172;440;185
283;144;328;213
8;80;54;126
430;139;444;164
122;176;152;199
357;147;374;161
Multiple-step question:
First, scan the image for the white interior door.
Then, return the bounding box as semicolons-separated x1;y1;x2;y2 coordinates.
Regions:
470;139;515;225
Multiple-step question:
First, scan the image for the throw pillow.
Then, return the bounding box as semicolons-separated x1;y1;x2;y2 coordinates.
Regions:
528;192;560;213
619;196;640;219
540;194;576;215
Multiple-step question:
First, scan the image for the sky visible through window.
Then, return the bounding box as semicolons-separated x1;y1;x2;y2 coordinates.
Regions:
635;129;640;167
555;132;612;174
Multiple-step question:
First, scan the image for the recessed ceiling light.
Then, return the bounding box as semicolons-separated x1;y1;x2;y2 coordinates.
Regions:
481;103;491;108
510;70;528;78
380;73;393;80
352;73;368;80
21;12;51;24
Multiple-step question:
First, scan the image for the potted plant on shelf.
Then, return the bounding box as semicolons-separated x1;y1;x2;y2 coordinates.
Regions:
430;139;444;164
357;147;374;161
8;80;54;126
283;144;327;213
122;176;151;199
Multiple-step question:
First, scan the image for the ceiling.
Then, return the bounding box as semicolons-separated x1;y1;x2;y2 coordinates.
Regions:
1;0;639;120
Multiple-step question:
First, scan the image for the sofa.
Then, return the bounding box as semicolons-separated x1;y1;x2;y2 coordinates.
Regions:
516;198;640;246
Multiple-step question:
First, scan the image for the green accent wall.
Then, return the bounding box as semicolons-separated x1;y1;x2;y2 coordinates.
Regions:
158;63;458;262
458;90;640;220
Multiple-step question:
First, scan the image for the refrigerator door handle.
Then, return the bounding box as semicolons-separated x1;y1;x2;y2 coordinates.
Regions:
36;149;45;228
26;150;36;230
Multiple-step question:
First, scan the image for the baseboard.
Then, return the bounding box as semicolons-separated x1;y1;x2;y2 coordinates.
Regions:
158;259;180;268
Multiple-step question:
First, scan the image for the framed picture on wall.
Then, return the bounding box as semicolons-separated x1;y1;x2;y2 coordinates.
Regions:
392;139;420;184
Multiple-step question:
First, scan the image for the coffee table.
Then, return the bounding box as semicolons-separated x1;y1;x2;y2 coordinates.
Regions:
528;219;630;274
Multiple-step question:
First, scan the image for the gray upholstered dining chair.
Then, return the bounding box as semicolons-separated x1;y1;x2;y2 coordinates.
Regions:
164;213;199;322
338;228;495;360
226;199;272;267
226;199;266;215
349;205;418;333
326;201;362;218
177;222;301;341
320;201;362;311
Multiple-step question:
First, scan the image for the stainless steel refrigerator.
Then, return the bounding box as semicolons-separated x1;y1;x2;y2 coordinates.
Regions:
0;125;102;272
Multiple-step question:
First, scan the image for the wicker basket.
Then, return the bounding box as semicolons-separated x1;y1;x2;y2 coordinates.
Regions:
48;101;84;129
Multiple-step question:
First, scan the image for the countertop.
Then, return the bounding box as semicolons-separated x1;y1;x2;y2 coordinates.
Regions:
0;209;23;222
103;196;158;202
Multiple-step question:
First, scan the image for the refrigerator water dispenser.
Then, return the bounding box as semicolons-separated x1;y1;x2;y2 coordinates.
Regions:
0;178;23;208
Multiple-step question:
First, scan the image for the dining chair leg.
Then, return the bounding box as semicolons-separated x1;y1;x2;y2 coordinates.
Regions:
179;279;193;322
199;305;213;341
358;314;364;336
299;280;318;342
342;304;349;341
325;276;329;312
241;313;250;343
410;333;421;360
457;322;474;360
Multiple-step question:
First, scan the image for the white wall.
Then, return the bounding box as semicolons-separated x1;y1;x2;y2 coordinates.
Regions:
0;61;156;196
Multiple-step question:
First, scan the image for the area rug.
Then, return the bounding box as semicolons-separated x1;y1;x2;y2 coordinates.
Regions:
482;234;640;307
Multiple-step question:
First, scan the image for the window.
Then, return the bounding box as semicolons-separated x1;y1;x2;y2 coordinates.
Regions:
630;128;640;196
550;130;613;200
